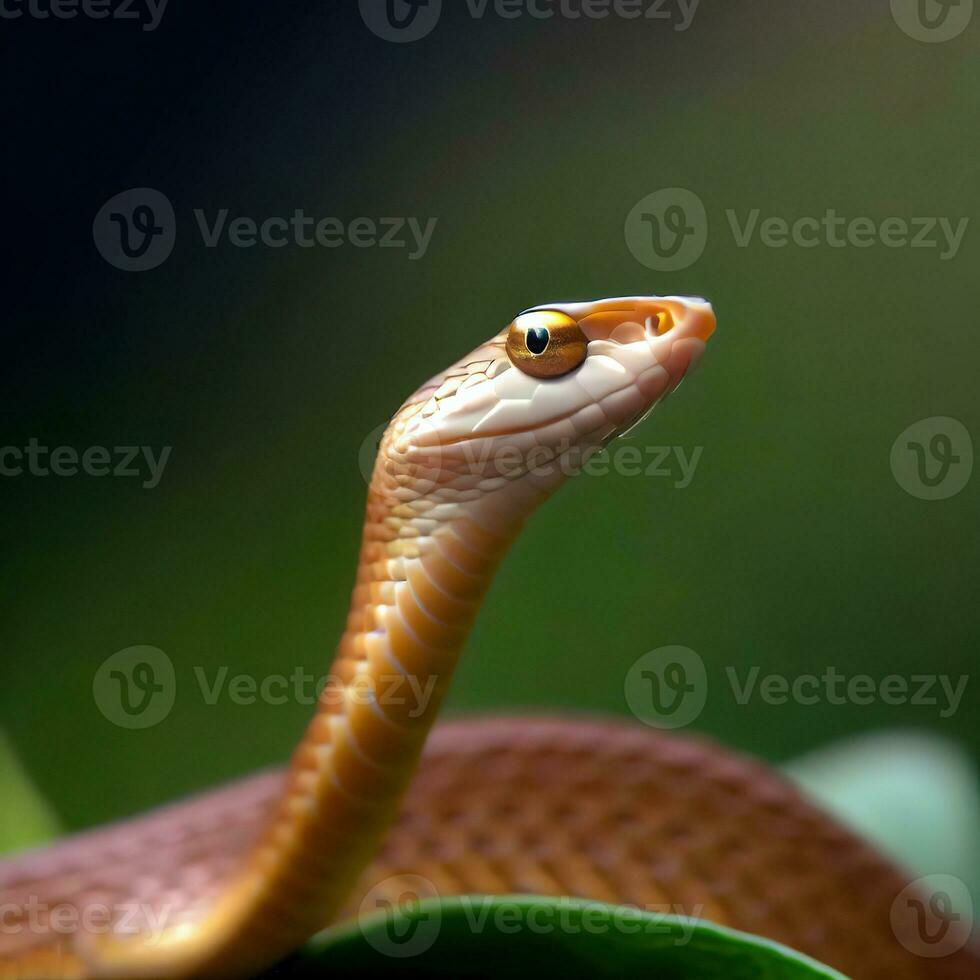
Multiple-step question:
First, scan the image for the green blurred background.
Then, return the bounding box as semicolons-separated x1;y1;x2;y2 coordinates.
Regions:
3;1;978;840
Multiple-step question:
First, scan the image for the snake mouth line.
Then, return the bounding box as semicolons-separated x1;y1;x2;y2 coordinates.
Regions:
430;358;682;451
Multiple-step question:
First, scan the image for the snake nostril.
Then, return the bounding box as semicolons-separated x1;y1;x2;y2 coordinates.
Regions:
646;311;674;338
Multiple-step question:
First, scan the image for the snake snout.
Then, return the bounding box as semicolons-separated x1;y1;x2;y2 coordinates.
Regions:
645;298;716;393
678;299;717;343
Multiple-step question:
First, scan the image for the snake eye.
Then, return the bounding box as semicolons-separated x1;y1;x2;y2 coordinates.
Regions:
506;311;588;379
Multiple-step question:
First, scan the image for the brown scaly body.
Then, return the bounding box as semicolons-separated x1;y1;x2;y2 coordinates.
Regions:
2;718;977;980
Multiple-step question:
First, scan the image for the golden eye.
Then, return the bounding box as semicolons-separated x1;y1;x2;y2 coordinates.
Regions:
506;311;588;379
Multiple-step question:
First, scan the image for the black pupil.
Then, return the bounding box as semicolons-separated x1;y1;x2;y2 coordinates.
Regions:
526;327;550;355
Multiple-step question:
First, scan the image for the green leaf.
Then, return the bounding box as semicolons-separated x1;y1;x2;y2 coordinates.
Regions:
275;895;848;979
0;731;62;855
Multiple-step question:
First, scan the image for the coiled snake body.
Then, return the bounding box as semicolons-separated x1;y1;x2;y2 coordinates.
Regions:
1;297;975;979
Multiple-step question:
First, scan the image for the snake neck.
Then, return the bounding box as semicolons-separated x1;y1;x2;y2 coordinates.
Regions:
182;477;547;976
81;416;557;978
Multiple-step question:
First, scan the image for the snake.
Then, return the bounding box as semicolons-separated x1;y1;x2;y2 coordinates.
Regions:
1;295;976;980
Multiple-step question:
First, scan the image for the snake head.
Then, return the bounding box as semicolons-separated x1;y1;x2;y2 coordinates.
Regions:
376;296;715;504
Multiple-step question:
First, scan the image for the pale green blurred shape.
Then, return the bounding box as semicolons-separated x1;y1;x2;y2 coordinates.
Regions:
785;732;980;900
0;731;62;854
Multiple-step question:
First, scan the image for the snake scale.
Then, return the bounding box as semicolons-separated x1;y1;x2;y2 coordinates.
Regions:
1;297;976;979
